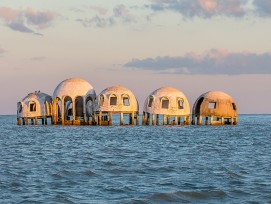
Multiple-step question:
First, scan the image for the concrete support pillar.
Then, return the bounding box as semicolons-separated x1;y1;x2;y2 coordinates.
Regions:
17;118;21;125
231;117;233;125
72;100;76;124
61;101;65;125
146;113;150;125
25;118;29;125
163;115;167;125
136;113;139;126
174;116;178;125
142;112;146;125
156;114;159;126
120;112;124;125
131;112;134;125
221;117;224;125
109;112;113;126
210;116;213;125
205;117;209;125
235;117;238;125
152;114;155;126
197;116;202;125
186;115;190;125
35;117;38;125
99;111;102;126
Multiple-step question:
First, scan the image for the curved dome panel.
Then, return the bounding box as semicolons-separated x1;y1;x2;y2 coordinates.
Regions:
143;87;190;116
53;78;95;99
97;85;138;112
192;91;238;117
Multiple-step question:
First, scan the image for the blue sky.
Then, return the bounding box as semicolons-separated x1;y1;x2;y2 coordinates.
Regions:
0;0;271;114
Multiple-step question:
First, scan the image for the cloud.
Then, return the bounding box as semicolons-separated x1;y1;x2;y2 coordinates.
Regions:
147;0;247;18
77;4;136;28
0;6;56;33
124;49;271;75
252;0;271;17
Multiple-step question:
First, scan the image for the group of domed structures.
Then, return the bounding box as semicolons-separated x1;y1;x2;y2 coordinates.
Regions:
17;78;238;126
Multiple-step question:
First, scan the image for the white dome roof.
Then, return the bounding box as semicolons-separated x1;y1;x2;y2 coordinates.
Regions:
53;78;95;99
143;87;190;115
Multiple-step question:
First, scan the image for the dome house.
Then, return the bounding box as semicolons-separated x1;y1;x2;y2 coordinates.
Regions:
192;91;238;125
96;86;139;126
17;91;52;125
142;87;190;125
52;78;96;125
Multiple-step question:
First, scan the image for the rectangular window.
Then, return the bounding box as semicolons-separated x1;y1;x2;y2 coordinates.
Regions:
162;99;169;109
123;97;130;106
178;100;184;109
208;102;216;109
148;97;153;107
30;103;36;112
110;97;117;105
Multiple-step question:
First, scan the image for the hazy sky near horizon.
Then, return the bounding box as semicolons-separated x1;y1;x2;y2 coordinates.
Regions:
0;0;271;114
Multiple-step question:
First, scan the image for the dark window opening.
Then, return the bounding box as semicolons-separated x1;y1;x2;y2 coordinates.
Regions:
110;96;117;105
30;103;36;112
162;99;169;109
99;95;104;106
232;103;236;110
208;102;216;109
178;99;184;109
148;97;153;107
123;97;130;106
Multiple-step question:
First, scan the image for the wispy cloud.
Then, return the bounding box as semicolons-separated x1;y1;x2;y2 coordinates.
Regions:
147;0;271;19
147;0;246;18
0;6;56;33
125;49;271;75
77;4;136;28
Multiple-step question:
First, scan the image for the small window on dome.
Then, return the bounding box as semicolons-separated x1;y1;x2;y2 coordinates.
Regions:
148;97;153;107
161;98;169;109
232;103;236;110
123;97;130;106
178;99;184;109
29;101;36;112
99;95;104;106
110;96;117;105
208;102;216;109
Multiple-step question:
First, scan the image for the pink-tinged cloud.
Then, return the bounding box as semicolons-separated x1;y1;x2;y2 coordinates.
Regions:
0;7;19;21
0;47;7;55
0;6;56;33
147;0;247;18
125;49;271;75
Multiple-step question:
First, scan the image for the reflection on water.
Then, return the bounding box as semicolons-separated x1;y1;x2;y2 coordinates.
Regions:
0;115;271;203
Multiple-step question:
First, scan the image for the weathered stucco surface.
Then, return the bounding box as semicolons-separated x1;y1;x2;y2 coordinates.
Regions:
96;86;138;112
192;91;238;117
143;87;190;116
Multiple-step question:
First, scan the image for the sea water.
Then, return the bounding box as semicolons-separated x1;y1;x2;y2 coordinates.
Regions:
0;115;271;203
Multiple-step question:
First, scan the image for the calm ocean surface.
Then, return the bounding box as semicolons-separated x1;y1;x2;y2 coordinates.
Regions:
0;115;271;204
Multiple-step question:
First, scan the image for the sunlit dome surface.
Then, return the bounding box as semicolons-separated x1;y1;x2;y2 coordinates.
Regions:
53;78;95;99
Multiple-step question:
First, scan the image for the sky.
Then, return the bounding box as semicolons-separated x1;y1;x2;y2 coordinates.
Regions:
0;0;271;114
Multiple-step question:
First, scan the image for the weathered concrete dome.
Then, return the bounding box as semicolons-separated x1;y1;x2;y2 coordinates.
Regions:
17;91;52;118
97;85;138;112
143;87;190;115
192;91;238;117
53;78;95;99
